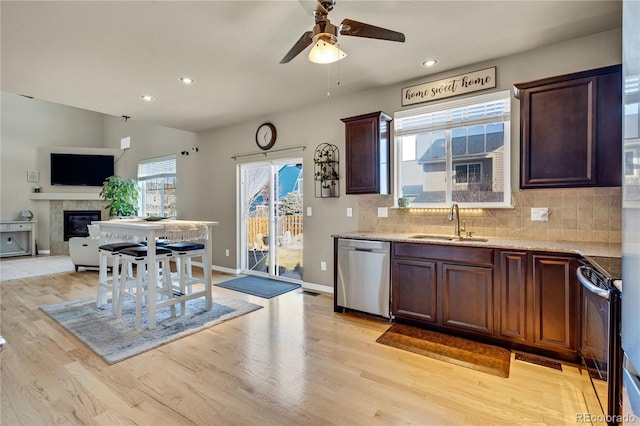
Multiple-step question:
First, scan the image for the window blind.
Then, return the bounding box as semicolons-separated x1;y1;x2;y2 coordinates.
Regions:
395;90;511;137
137;155;176;180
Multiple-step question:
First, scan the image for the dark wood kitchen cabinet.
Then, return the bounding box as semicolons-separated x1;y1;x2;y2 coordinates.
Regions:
391;242;581;362
392;242;495;335
531;254;580;357
441;263;494;335
341;111;392;194
392;257;438;323
498;251;528;343
514;64;622;189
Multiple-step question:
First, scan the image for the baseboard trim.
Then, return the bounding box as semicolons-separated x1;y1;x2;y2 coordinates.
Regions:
302;281;333;294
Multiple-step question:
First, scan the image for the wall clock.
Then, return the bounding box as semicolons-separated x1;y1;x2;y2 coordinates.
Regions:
255;122;277;151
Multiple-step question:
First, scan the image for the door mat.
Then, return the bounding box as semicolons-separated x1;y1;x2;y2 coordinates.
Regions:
514;352;563;371
376;324;511;378
215;275;301;299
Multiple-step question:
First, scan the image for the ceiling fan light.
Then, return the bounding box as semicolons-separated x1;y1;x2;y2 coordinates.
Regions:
308;39;346;64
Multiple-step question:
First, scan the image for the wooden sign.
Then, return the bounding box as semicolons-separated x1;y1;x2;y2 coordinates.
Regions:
401;67;496;106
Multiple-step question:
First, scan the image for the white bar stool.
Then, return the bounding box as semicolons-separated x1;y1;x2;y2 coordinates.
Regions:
96;242;144;313
116;246;175;329
165;241;206;315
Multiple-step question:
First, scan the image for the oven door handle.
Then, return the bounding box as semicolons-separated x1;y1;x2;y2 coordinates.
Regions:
576;266;610;300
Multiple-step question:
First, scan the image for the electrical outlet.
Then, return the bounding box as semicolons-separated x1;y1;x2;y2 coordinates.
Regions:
306;206;312;216
531;207;549;221
320;261;327;271
347;208;353;217
225;249;230;257
377;207;388;218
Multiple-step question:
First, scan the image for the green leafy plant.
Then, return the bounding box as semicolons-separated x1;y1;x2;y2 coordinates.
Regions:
99;176;139;217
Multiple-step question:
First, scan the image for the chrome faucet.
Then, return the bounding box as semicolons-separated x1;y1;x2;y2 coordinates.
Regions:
448;203;465;237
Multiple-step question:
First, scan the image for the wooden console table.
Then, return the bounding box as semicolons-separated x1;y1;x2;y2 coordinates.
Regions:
0;221;36;257
94;219;218;329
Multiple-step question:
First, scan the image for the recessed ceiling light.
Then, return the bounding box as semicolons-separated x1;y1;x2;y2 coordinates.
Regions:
179;77;195;85
421;59;439;68
140;95;155;102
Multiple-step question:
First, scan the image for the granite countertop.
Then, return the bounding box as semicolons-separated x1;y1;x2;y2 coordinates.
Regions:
332;231;622;259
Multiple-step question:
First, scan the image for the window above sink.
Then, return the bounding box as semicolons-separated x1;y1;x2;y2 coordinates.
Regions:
394;90;512;209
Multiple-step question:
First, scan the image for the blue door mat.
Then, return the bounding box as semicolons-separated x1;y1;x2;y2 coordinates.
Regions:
215;276;301;299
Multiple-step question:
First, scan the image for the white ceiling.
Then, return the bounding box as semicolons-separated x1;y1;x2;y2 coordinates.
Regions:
1;1;622;133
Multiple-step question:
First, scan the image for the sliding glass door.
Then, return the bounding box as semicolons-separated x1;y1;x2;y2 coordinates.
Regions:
240;158;303;281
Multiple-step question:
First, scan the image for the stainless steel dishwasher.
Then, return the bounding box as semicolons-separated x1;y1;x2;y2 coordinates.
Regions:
336;238;391;318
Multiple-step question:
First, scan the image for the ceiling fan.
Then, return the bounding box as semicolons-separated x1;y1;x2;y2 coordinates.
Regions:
280;0;406;64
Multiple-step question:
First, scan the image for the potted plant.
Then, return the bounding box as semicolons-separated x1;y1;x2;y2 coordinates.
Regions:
99;175;139;218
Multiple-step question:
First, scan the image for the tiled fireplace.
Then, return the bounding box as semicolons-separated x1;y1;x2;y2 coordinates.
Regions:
50;200;107;255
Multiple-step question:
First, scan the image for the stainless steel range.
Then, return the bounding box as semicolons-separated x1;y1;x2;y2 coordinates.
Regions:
577;255;622;424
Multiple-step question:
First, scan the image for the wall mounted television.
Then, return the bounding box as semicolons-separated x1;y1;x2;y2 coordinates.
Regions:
50;153;114;186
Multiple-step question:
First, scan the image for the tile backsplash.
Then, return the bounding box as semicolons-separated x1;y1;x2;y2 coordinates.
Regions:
358;187;621;244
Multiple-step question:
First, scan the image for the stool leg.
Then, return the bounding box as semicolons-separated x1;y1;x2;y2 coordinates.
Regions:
116;259;128;320
135;262;144;330
97;251;109;308
111;255;121;315
179;256;187;315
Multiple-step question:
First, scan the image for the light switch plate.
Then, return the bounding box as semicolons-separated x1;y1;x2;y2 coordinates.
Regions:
531;207;549;221
306;207;312;216
347;208;353;217
378;207;388;218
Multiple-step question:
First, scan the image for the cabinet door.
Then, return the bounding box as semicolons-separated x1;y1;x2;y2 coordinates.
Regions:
532;255;579;354
520;76;597;187
440;263;494;335
516;65;621;188
341;112;391;194
392;258;437;323
499;251;528;343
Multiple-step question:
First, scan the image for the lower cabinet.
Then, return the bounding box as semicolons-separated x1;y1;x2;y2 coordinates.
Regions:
441;263;494;335
392;258;437;323
392;242;580;361
531;254;580;355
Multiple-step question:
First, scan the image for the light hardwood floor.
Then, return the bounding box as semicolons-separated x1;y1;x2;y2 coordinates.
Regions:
0;267;594;425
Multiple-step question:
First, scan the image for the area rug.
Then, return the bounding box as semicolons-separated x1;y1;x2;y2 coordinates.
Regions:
0;255;75;281
376;324;511;378
41;295;262;364
215;275;301;298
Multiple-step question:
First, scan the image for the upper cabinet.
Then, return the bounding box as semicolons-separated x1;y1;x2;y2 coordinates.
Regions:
514;65;622;189
341;111;392;194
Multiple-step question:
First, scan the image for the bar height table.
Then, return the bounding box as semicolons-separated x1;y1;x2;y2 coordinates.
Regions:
94;219;218;329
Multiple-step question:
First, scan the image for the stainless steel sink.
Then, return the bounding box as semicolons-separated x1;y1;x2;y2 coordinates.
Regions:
409;234;456;241
459;236;489;242
409;234;489;242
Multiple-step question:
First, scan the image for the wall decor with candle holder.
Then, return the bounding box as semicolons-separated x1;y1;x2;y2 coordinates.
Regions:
314;143;339;198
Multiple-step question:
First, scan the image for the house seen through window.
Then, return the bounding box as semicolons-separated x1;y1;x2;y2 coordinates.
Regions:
395;90;511;208
137;156;177;217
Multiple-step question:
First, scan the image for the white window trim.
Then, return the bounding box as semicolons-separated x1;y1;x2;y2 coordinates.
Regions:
137;155;177;217
394;89;512;209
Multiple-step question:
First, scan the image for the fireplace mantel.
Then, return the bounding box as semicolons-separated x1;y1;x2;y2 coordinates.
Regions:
30;193;101;201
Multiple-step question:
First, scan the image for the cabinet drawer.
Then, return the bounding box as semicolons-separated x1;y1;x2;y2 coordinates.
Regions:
393;242;493;266
4;223;32;231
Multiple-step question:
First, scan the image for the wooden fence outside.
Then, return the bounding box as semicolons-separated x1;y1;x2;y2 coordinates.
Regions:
247;215;303;247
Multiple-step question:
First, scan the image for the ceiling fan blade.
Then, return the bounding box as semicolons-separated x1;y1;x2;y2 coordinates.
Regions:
340;18;405;42
280;31;314;64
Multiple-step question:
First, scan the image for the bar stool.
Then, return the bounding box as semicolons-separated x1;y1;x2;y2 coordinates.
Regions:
96;242;144;313
116;246;175;329
165;241;206;314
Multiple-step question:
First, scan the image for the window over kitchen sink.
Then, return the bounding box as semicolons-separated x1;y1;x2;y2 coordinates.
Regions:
394;90;511;208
